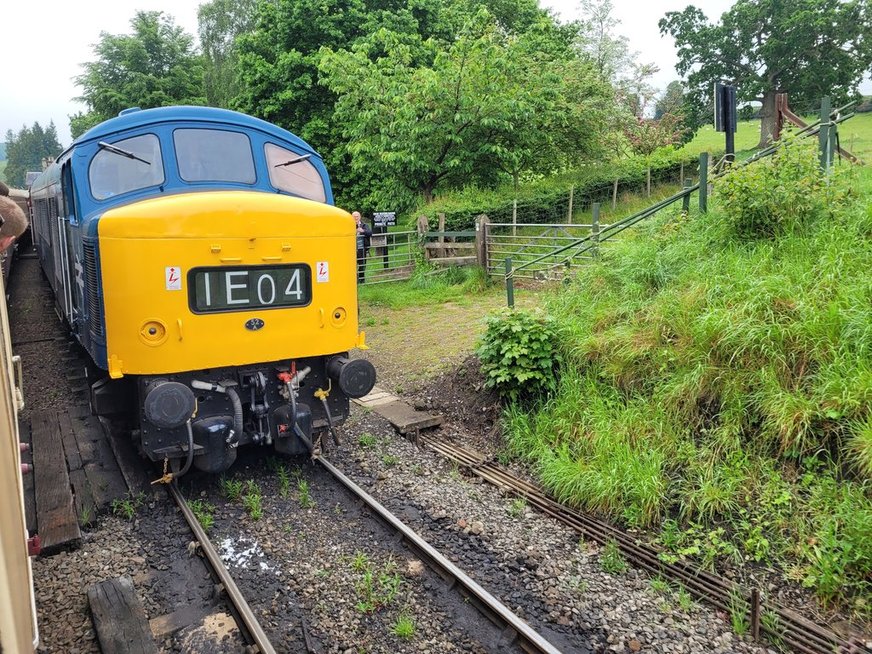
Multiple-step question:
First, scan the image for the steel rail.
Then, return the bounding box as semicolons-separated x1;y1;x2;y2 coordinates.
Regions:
413;434;870;654
316;456;563;654
168;483;278;654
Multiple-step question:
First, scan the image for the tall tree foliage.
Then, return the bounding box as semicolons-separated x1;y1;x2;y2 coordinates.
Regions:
232;0;562;207
655;81;684;120
198;0;258;107
577;0;658;119
660;0;872;147
319;10;611;209
71;11;206;139
4;123;62;188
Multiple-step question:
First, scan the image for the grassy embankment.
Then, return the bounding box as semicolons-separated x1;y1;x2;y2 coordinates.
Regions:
502;134;871;618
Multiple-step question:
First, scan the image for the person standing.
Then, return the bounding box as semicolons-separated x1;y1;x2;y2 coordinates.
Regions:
353;211;372;284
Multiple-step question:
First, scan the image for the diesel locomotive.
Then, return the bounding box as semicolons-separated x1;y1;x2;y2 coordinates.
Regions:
29;106;376;476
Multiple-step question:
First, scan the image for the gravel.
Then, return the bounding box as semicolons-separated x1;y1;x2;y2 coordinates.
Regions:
328;407;771;654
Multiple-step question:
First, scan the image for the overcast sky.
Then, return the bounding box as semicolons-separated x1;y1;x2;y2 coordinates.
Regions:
2;0;870;148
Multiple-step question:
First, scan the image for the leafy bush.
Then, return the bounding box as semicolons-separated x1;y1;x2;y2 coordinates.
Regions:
715;142;849;239
477;308;559;403
416;150;701;230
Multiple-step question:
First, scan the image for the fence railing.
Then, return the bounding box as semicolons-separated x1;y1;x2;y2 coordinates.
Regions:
499;96;859;306
358;230;419;285
356;98;857;294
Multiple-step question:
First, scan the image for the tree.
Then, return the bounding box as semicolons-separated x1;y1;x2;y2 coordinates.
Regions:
4;123;62;188
660;0;872;148
198;0;258;107
655;81;684;120
72;11;206;139
319;10;610;208
622;113;686;195
233;0;562;206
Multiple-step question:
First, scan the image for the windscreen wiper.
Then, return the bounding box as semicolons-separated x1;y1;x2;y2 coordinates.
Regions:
274;154;311;167
97;141;151;165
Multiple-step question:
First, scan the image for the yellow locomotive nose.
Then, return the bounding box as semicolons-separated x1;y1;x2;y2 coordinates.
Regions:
97;191;359;377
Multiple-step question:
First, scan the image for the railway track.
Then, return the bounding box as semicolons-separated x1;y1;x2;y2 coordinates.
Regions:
166;451;566;654
412;432;871;654
317;455;563;654
168;482;279;654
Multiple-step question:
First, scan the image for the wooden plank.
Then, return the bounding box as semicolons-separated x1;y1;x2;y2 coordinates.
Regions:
372;401;443;434
99;418;154;496
360;396;401;408
18;416;37;534
149;605;215;640
359;391;392;402
88;577;158;654
57;411;97;525
30;411;81;552
70;413;137;508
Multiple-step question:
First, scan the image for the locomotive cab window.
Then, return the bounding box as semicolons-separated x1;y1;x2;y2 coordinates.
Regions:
174;129;256;184
89;134;164;200
265;143;326;202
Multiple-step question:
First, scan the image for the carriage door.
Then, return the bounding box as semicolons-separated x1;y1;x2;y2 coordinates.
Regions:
61;162;81;329
52;171;73;324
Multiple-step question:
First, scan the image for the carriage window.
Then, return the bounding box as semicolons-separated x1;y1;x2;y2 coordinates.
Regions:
174;129;256;184
89;134;164;200
264;143;326;202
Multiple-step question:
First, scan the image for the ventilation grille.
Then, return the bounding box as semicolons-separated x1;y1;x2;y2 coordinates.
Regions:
82;242;104;337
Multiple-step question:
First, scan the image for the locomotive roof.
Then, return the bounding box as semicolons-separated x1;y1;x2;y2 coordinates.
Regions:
73;106;319;157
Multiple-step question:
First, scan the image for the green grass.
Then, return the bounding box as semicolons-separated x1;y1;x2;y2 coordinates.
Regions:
600;538;627;574
358;265;491;309
677;119;761;159
242;480;263;520
111;492;145;520
679;111;872;163
503;145;872;616
189;499;216;532
392;614;416;639
220;476;244;502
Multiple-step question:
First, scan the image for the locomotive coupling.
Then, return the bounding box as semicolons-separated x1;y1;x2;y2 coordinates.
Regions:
326;356;376;399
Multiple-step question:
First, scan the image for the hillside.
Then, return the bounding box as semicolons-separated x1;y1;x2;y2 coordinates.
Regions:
499;143;871;619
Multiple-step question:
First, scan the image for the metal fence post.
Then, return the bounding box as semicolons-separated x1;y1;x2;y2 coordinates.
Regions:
505;257;514;308
591;203;600;257
819;96;832;173
512;199;518;236
698;153;709;213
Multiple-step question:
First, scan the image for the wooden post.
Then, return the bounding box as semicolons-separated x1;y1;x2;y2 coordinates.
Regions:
505;257;514;308
612;178;618;210
417;215;429;261
591;202;600;258
750;589;760;641
699;153;709;213
680;161;685;185
646;166;651;197
682;179;692;214
512;198;518;237
567;185;574;224
819;96;832;173
437;213;446;244
416;215;429;237
475;214;489;272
